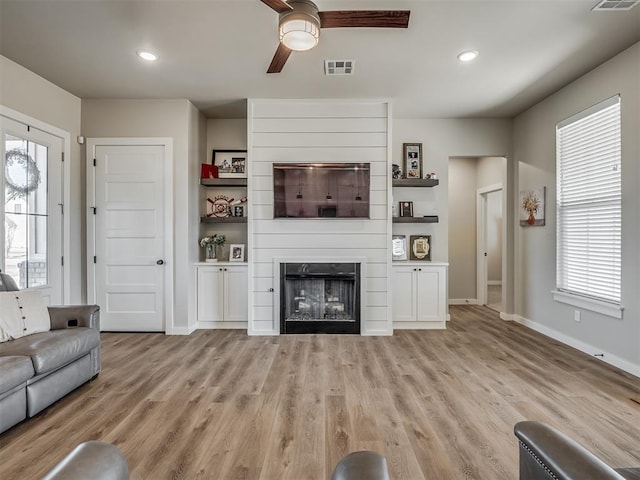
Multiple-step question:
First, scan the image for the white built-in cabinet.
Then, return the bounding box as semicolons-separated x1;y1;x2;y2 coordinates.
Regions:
392;263;448;329
196;263;248;328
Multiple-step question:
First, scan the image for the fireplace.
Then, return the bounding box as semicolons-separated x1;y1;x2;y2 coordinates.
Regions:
280;262;361;334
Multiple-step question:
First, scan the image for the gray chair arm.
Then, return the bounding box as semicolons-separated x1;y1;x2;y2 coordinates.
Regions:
331;451;390;480
514;421;627;480
48;305;100;331
40;441;128;480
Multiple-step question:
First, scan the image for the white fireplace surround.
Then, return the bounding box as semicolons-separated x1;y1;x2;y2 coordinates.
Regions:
273;257;368;335
248;99;392;336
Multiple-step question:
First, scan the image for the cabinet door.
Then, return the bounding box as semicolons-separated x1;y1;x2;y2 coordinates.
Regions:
392;266;417;322
416;268;444;322
197;267;223;322
223;266;248;322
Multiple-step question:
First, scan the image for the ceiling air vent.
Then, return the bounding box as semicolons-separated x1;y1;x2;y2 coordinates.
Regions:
325;60;355;75
592;0;640;10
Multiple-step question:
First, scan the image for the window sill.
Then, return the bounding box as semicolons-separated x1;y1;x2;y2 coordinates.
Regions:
552;290;623;319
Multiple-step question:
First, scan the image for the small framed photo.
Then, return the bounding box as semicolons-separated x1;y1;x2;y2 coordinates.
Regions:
409;235;431;261
233;205;244;217
212;150;247;178
399;201;414;217
392;235;407;261
403;143;422;179
229;244;245;262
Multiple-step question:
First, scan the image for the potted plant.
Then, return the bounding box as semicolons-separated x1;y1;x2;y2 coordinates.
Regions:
200;234;225;262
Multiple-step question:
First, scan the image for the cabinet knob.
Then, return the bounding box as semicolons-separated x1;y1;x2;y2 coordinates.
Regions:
219;268;223;272
156;259;164;265
224;268;227;271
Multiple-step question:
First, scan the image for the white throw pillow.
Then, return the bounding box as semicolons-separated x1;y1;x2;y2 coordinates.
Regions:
0;290;50;341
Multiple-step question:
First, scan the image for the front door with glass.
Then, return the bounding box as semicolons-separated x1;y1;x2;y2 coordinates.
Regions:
0;116;63;304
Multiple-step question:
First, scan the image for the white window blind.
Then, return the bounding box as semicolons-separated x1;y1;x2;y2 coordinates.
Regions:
556;96;621;306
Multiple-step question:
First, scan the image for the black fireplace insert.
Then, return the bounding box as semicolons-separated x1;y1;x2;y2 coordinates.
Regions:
280;262;361;334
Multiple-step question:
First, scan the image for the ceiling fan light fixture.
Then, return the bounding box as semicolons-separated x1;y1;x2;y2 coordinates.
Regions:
457;50;479;62
279;0;321;51
137;50;158;62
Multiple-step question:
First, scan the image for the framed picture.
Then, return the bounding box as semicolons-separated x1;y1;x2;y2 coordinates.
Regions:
409;235;431;261
212;150;247;178
392;235;407;261
229;244;245;262
403;143;422;179
233;205;244;217
399;201;414;217
519;186;545;226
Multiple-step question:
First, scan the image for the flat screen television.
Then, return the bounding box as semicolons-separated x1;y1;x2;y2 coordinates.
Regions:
273;163;370;218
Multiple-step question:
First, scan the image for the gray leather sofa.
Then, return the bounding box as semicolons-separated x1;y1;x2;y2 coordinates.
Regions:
515;421;640;479
0;273;101;433
42;441;129;480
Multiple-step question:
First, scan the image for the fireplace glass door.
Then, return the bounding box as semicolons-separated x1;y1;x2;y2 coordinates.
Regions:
280;263;360;334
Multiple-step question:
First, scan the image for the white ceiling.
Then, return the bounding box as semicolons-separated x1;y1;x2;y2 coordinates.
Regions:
1;0;639;119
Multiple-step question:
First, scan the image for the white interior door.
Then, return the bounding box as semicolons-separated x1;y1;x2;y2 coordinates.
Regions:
0;115;63;304
89;143;166;331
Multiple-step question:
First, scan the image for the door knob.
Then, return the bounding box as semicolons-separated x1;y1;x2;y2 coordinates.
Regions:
156;259;164;265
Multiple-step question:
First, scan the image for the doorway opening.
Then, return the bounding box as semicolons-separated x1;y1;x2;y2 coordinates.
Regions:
448;156;506;313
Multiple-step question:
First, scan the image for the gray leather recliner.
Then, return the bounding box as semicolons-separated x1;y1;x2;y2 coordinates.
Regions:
515;421;640;480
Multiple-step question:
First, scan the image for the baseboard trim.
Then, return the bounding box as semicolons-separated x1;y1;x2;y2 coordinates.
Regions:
168;323;198;335
512;314;640;378
449;298;478;305
500;312;518;321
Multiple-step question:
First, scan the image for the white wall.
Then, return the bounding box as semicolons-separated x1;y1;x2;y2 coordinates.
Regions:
248;100;391;335
513;42;640;373
82;99;205;332
0;55;83;302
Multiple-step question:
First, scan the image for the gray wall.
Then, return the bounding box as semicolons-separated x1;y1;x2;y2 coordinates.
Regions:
0;55;84;303
513;42;640;371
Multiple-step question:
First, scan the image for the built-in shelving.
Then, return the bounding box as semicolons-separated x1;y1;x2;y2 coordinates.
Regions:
392;216;439;224
392;178;439;188
201;178;247;187
200;216;247;224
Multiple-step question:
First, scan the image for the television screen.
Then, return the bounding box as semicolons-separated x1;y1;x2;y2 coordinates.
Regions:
273;163;370;218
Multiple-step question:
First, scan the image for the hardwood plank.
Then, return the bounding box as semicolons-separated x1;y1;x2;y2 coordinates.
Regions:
1;306;640;479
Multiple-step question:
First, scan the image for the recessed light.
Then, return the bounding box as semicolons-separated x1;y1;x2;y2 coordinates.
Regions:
137;50;158;62
457;50;479;62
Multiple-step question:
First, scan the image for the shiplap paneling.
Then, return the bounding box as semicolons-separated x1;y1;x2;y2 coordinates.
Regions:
248;99;391;335
251;101;388;119
252;117;387;133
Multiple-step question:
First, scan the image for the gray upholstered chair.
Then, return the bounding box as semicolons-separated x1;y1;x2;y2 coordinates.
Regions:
331;451;390;480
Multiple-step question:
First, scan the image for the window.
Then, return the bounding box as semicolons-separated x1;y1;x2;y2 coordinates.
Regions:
555;96;622;317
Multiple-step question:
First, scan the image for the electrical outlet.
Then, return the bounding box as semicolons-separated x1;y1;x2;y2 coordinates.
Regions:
574;310;581;322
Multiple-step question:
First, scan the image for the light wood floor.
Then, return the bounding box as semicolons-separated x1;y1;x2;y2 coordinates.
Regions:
1;306;639;479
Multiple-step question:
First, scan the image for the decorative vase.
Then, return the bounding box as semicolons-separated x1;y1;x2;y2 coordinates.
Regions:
205;243;217;263
527;212;536;225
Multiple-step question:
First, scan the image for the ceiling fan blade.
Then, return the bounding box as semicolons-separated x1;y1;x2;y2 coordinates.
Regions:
260;0;293;14
319;10;410;28
267;43;293;73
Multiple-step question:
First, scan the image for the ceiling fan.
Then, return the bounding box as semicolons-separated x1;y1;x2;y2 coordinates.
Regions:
260;0;410;73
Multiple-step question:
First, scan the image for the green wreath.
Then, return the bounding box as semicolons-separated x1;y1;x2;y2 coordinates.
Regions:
5;149;41;199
